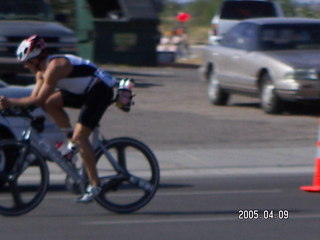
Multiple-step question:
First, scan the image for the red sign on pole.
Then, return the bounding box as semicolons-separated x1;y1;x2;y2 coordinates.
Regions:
176;12;191;22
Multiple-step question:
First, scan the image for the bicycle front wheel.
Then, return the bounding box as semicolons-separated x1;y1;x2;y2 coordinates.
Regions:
0;140;49;216
95;137;160;213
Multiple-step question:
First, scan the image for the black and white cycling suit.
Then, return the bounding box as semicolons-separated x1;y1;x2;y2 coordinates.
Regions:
46;54;116;129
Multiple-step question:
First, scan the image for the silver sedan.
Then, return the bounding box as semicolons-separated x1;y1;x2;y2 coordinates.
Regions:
200;18;320;114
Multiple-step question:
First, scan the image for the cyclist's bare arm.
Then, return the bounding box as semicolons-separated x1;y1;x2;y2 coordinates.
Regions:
31;72;45;97
1;58;72;108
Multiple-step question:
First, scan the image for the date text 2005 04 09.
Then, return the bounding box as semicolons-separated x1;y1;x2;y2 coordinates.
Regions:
238;210;289;220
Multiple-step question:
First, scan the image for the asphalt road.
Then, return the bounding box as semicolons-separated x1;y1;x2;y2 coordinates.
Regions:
1;65;320;239
1;175;320;240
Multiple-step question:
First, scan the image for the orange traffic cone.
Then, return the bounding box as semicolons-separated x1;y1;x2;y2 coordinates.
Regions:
301;119;320;192
300;159;320;192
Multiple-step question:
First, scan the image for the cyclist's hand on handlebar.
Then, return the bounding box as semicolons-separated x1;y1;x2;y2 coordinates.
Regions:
0;96;11;110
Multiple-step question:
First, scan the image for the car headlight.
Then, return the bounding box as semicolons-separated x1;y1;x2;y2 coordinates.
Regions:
285;69;318;81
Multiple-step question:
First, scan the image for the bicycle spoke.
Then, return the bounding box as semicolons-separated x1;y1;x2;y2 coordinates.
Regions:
102;178;124;191
117;146;127;170
128;175;154;193
9;181;24;210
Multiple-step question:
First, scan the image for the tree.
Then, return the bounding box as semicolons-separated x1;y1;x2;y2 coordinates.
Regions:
184;0;221;26
277;0;296;16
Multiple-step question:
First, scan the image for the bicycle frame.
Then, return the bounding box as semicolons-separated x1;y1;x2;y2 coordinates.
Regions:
0;109;160;216
19;117;127;191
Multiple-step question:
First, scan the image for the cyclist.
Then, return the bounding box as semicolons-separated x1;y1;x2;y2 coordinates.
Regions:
0;35;116;203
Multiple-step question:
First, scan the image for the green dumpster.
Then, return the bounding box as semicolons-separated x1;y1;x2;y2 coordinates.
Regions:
76;0;161;65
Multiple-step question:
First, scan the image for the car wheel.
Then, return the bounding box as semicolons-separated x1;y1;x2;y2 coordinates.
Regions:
0;133;6;172
208;70;230;105
0;133;15;189
0;149;4;172
0;137;6;189
260;74;283;114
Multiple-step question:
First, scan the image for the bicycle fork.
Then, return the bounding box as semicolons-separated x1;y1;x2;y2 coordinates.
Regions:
7;143;32;182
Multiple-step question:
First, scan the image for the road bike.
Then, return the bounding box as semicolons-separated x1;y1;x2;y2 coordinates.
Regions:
0;107;160;216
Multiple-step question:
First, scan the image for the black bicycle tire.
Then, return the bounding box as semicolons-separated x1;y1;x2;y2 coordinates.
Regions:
95;137;160;213
0;139;18;190
0;140;49;216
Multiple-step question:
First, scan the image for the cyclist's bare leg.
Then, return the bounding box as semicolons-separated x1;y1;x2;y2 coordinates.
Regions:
72;123;100;187
44;91;72;129
45;92;99;186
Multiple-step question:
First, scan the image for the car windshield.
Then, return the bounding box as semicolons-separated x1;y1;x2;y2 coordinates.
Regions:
0;80;7;88
0;0;54;21
220;2;276;20
260;24;320;50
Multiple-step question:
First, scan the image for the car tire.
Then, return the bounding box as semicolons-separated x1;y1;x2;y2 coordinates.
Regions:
0;146;4;173
0;132;15;189
0;133;6;189
208;70;230;105
260;74;283;114
0;132;6;173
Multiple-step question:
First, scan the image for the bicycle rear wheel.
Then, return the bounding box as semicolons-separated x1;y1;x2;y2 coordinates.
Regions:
95;137;160;213
0;140;49;216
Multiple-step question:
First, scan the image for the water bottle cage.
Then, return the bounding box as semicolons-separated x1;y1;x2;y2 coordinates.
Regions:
115;89;135;112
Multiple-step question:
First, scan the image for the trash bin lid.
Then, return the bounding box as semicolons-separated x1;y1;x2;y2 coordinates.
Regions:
119;0;158;20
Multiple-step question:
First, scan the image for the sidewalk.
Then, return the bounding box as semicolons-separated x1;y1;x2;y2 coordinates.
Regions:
156;146;315;178
47;145;315;183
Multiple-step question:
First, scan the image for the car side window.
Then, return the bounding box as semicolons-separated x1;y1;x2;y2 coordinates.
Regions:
221;23;255;50
240;24;257;50
221;24;244;47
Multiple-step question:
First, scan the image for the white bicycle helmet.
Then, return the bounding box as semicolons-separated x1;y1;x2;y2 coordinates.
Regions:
16;35;46;62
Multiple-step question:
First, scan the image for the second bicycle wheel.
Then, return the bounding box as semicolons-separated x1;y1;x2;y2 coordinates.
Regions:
0;140;49;216
95;137;160;213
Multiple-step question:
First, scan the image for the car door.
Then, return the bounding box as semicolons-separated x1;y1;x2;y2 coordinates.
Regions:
216;24;242;88
220;23;259;92
229;23;259;93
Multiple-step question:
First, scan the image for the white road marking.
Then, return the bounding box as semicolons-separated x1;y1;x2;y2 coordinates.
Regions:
83;214;320;226
42;189;281;200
